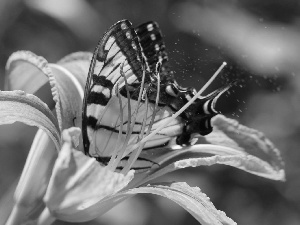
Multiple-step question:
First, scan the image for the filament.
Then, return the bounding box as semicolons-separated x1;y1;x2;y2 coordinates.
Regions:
121;65;161;174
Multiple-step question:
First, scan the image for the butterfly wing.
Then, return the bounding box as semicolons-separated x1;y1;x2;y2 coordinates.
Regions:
135;21;173;81
82;19;144;157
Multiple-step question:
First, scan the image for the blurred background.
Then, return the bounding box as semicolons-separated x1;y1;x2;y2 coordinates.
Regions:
0;0;300;224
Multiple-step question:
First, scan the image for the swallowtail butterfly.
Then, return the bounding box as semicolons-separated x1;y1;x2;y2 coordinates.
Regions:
82;20;231;169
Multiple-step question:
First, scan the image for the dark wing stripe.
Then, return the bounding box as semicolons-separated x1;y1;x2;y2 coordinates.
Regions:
92;75;114;89
86;116;98;129
94;124;141;134
95;155;156;164
87;92;110;105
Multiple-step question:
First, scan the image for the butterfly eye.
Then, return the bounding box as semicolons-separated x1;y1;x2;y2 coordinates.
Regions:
165;84;178;97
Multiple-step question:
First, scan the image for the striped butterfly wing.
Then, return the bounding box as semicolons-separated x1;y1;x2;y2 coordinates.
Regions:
82;20;145;158
82;20;231;170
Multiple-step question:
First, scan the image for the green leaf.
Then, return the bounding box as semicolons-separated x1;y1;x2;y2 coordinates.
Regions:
0;90;60;150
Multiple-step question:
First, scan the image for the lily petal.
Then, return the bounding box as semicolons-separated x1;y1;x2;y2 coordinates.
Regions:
135;115;284;186
0;90;60;150
5;51;86;133
98;182;236;225
6;129;57;225
43;127;134;223
57;51;92;89
48;63;84;131
5;51;51;96
139;146;284;187
5;51;62;131
203;114;284;170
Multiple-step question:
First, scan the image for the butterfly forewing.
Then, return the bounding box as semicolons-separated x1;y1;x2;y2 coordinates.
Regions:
82;20;145;157
82;20;231;171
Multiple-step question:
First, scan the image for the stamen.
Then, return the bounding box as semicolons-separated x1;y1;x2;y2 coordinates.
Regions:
138;62;227;145
107;83;124;169
110;64;132;170
109;63;147;171
121;92;149;174
147;62;161;135
121;63;161;174
125;68;146;145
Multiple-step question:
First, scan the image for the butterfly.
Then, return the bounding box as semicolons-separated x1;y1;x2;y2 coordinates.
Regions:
82;20;231;169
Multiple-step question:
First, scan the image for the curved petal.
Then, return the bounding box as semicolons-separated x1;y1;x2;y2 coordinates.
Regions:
139;146;285;186
134;115;284;186
126;182;236;225
5;51;62;131
203;114;284;170
48;64;84;133
43;127;134;222
79;182;236;225
57;51;92;89
5;51;50;95
6;129;57;225
0;91;60;150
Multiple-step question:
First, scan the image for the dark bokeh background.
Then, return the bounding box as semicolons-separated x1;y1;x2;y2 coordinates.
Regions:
1;0;300;224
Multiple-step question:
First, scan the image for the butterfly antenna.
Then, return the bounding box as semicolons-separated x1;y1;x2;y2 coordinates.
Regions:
139;62;227;145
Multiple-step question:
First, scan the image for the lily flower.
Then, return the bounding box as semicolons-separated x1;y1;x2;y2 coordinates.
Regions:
2;51;285;225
